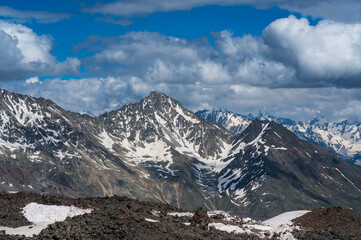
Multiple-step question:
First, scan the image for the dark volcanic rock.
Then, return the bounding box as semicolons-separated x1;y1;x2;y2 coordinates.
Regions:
292;206;361;239
0;192;258;240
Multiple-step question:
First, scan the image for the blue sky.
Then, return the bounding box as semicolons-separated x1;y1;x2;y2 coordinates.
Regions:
3;2;293;59
0;0;361;121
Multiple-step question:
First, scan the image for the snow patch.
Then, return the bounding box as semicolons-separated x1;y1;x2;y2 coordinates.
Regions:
263;210;311;240
174;104;199;124
145;218;159;223
209;222;249;235
98;130;115;153
23;202;92;225
168;212;194;217
122;135;173;166
0;203;92;237
335;168;361;192
264;210;310;227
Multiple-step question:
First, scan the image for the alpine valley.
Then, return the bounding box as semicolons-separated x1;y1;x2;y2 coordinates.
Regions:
0;89;361;219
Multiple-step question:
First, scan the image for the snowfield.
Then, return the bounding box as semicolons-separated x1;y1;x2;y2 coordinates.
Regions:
0;202;92;237
207;210;310;239
263;210;311;239
168;209;310;239
264;210;311;227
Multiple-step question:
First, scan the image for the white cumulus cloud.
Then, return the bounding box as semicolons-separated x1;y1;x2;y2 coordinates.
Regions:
0;20;80;81
25;76;41;84
262;15;361;87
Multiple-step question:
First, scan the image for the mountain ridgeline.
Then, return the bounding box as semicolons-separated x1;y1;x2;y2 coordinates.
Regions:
196;109;361;165
0;89;361;218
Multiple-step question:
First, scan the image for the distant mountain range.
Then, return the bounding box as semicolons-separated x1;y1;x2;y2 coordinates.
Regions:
196;109;361;166
0;90;360;218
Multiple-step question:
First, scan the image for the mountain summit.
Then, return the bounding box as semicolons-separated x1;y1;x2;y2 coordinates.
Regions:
0;90;360;218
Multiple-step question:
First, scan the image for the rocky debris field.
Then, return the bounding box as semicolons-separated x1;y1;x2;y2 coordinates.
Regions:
0;192;260;239
0;192;360;239
292;206;361;239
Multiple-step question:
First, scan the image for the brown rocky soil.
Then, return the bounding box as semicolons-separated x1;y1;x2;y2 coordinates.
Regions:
1;192;360;239
0;192;260;239
292;206;361;240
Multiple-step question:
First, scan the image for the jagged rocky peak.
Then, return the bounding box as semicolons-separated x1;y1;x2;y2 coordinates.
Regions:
237;119;323;159
138;91;176;111
143;91;171;106
0;88;65;128
0;88;55;107
245;119;292;143
105;91;198;123
140;91;198;121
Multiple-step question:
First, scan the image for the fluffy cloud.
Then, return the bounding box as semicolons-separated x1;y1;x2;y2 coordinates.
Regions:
4;15;361;121
281;0;361;23
25;76;41;84
79;32;214;83
0;20;80;80
78;16;361;89
262;16;361;87
86;0;361;23
214;15;361;88
0;6;71;23
6;76;361;122
8;77;130;115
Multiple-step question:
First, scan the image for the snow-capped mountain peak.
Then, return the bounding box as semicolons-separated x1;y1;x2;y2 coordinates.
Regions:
0;89;361;219
196;108;361;165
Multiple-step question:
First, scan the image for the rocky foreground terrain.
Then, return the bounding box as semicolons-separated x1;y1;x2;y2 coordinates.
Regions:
0;192;360;239
293;206;361;240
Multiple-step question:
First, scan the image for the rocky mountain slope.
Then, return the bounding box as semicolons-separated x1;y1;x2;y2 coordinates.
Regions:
197;109;361;165
218;119;361;218
0;89;361;218
0;89;239;213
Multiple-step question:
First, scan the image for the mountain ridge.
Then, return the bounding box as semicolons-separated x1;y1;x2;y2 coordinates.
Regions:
0;89;360;218
196;108;361;166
